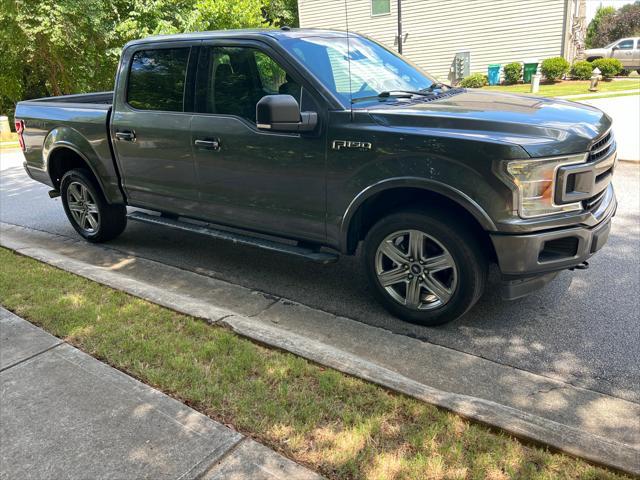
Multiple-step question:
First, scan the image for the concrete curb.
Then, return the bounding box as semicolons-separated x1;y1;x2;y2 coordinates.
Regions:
1;222;638;476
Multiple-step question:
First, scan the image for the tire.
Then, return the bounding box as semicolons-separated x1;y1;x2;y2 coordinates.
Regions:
60;168;126;243
362;210;487;326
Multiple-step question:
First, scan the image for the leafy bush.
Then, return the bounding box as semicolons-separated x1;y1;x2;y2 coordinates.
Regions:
503;62;522;84
592;58;623;78
571;60;593;80
459;72;488;88
540;57;570;81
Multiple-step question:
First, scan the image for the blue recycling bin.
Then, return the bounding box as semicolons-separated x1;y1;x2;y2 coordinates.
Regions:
488;64;501;86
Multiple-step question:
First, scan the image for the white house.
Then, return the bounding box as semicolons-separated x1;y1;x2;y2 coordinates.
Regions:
298;0;587;82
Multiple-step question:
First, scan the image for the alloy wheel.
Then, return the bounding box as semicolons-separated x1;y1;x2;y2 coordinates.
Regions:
66;181;100;234
374;229;458;310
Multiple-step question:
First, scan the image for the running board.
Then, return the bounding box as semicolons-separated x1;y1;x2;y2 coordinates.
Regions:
127;211;339;264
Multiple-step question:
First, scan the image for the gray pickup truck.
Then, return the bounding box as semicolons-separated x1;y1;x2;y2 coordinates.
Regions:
15;28;617;325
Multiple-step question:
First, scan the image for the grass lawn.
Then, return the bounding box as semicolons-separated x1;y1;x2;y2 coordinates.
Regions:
0;247;629;480
482;79;640;97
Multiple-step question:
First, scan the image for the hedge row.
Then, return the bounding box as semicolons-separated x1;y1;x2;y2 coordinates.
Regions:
459;57;624;88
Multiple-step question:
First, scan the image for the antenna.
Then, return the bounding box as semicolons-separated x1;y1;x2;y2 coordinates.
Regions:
344;0;353;118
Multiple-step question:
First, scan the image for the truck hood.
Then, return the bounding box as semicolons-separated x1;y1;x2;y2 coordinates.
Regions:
366;90;611;157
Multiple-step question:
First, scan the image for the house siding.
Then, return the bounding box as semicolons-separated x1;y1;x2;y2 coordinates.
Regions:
298;0;572;81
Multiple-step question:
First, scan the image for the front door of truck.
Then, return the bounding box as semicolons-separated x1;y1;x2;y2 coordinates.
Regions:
189;42;327;242
611;39;635;68
111;43;199;215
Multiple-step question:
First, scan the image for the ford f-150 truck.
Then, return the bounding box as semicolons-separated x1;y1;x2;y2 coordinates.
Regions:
15;28;617;325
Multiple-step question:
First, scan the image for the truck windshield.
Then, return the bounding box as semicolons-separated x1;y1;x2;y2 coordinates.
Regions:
280;35;438;108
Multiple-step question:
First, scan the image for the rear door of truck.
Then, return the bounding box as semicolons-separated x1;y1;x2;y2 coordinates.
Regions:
110;41;199;215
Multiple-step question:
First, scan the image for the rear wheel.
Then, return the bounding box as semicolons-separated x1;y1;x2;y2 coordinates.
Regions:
61;169;126;243
363;210;487;326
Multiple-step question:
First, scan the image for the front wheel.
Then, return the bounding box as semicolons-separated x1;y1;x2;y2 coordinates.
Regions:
363;210;487;326
61;168;126;243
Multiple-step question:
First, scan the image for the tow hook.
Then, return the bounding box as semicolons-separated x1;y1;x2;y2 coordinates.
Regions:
569;261;589;271
48;190;60;199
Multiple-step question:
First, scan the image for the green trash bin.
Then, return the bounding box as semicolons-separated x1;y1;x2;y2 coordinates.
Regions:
523;62;539;83
487;64;501;85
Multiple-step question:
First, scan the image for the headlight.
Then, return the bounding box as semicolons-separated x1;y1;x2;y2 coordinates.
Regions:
504;154;587;218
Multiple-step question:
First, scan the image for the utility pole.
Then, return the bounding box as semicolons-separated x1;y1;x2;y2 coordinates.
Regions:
397;0;403;54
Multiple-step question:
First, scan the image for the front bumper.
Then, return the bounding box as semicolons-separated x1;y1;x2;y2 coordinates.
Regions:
491;183;616;276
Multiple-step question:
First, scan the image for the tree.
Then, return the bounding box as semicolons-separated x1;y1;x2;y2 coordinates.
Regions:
585;5;616;48
115;0;267;42
596;1;640;47
0;0;299;121
586;1;640;48
262;0;299;28
0;0;121;121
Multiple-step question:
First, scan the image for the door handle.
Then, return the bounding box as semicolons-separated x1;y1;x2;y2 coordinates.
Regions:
194;139;221;151
115;130;136;142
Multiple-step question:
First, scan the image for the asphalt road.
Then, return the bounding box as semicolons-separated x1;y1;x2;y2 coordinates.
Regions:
1;149;639;404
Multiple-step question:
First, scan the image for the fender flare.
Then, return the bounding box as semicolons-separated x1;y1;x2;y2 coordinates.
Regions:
339;177;497;251
43;129;113;202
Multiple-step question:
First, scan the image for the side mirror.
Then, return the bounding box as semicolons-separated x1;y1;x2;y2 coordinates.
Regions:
256;95;317;133
612;46;618;50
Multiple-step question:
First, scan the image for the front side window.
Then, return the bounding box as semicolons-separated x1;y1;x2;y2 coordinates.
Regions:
195;46;300;122
281;35;436;107
127;48;190;111
616;39;634;50
372;0;390;15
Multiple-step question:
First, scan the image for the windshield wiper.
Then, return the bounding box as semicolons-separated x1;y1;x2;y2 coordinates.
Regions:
351;90;437;104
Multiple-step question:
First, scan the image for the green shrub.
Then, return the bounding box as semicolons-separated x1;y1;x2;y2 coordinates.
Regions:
592;58;624;77
571;60;593;80
503;62;522;84
459;72;488;88
540;57;570;81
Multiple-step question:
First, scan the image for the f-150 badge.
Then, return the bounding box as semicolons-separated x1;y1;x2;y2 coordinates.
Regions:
332;140;372;151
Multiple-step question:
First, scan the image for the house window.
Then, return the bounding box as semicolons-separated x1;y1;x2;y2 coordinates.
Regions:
371;0;390;16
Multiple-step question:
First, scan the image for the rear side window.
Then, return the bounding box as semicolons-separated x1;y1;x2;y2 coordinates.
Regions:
127;48;190;111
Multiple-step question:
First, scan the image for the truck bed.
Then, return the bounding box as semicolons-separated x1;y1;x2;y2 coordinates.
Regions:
16;91;122;203
20;91;113;108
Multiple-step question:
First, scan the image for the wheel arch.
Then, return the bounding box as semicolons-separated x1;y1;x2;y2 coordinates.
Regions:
43;126;124;204
47;145;105;192
341;179;497;257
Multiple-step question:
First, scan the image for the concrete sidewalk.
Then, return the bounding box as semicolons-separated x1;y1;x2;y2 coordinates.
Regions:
0;308;321;480
1;223;638;476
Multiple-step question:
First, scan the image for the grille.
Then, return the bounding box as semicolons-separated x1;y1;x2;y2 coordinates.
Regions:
589;131;614;162
582;188;607;210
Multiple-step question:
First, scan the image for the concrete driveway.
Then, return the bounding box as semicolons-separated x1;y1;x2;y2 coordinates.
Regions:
580;94;640;161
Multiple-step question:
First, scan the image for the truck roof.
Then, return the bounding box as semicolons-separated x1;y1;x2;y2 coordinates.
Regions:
125;28;352;48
